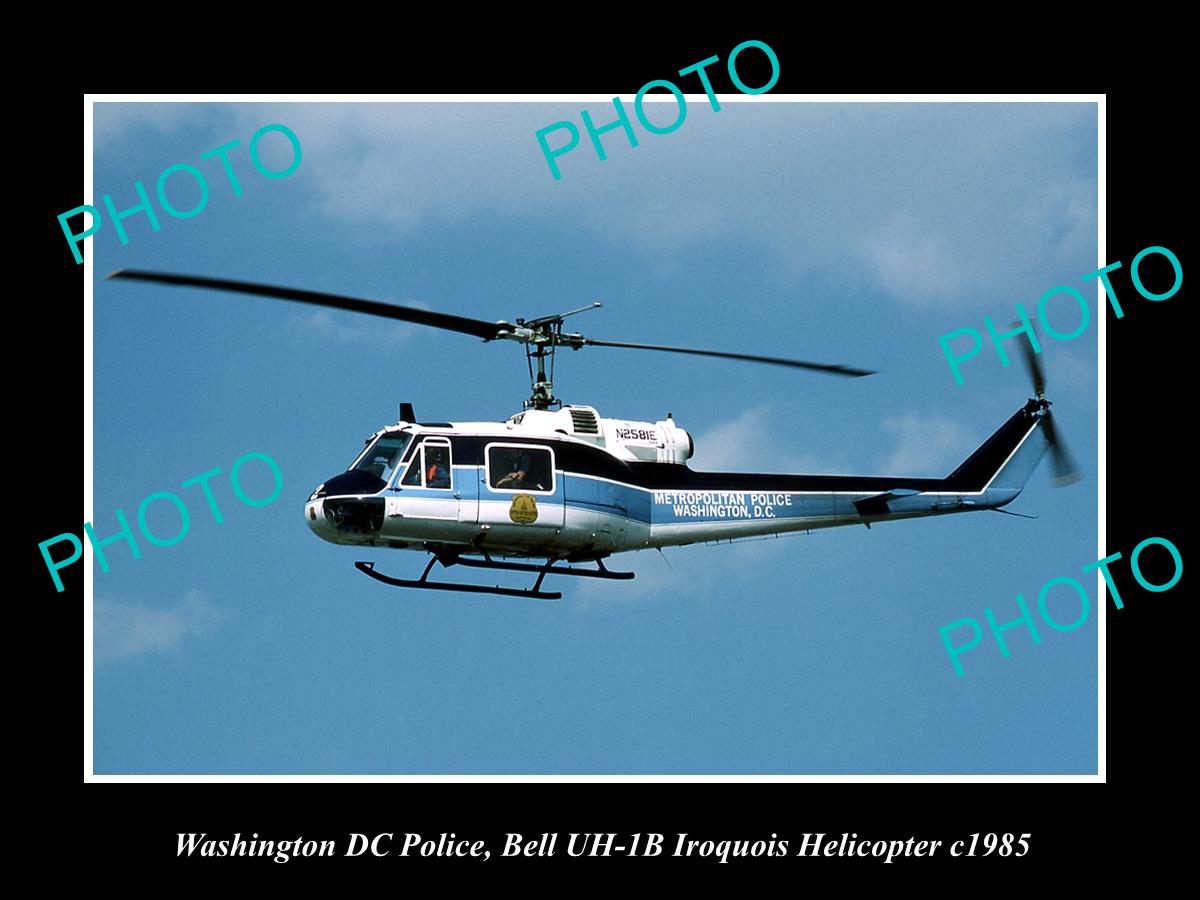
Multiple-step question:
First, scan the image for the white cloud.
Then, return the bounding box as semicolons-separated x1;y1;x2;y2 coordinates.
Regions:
95;590;225;661
863;212;972;305
689;406;851;474
689;407;771;471
571;549;679;609
280;309;417;347
879;413;974;476
95;101;1096;313
570;534;806;608
94;102;213;148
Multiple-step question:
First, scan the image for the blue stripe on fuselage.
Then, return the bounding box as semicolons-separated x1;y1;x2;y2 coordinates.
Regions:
379;466;930;525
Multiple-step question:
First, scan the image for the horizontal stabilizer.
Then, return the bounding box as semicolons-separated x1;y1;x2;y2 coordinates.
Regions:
854;487;922;515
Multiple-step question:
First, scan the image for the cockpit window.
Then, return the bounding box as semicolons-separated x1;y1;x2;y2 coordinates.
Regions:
352;432;411;483
401;456;422;486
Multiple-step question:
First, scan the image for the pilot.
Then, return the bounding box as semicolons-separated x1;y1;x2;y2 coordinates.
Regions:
426;450;451;488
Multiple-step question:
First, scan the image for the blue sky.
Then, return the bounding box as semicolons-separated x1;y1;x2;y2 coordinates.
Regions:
90;100;1098;774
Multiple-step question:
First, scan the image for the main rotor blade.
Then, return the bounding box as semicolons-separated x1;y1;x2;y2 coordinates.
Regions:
107;270;510;342
108;270;878;376
575;338;876;377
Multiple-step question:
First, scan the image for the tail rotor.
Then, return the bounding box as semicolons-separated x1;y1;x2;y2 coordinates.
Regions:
1015;328;1081;487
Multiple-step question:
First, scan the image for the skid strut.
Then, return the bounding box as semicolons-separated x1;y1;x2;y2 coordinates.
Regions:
354;553;635;600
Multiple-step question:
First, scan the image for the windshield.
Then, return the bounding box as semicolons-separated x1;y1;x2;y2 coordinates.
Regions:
351;432;412;484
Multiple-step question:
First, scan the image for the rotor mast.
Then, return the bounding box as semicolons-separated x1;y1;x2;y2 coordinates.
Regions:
513;301;603;410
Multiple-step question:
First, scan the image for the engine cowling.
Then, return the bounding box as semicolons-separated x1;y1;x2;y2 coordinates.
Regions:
603;416;693;464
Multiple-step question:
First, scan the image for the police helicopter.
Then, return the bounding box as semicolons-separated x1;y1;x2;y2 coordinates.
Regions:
110;270;1080;600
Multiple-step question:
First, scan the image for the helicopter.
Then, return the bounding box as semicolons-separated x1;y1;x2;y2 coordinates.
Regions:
109;270;1080;600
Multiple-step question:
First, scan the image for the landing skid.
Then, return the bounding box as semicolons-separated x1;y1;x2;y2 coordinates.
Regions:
354;553;635;601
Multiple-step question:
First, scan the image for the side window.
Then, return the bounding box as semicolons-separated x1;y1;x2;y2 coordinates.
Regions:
398;442;453;489
488;446;554;493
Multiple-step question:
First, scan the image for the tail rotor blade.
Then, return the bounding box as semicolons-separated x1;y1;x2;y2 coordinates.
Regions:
1011;320;1078;483
1043;412;1081;486
1014;321;1047;398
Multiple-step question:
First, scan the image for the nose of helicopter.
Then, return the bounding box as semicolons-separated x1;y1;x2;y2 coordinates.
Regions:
305;489;338;543
305;472;389;544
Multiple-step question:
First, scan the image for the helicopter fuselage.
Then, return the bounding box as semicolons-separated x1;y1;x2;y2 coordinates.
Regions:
305;401;1052;561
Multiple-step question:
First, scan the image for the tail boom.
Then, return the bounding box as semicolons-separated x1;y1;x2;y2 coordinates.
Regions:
637;400;1052;548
